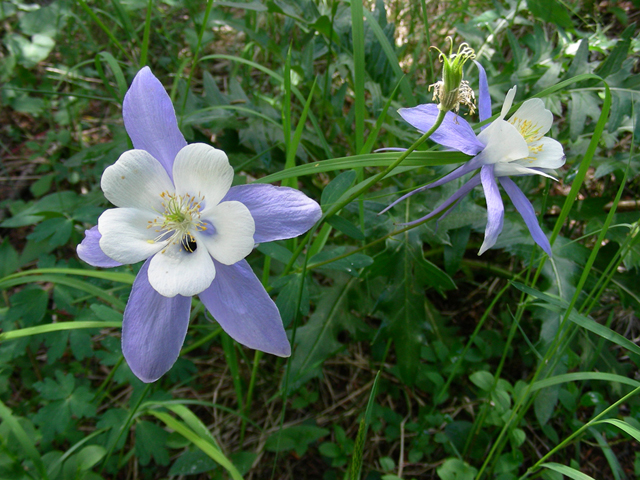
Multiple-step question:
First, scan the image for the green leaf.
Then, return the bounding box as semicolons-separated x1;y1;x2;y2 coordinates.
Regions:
4;33;55;68
526;0;573;28
135;421;170;466
541;462;595;480
310;248;373;277
469;371;494;391
26;217;73;247
327;215;365;240
32;372;96;441
594;24;636;79
169;449;218;476
531;372;640;392
0;238;19;277
256;151;465;184
598;419;640;442
534;383;560;426
6;287;48;326
275;273;309;327
437;458;478;480
0;400;49;480
75;445;106;470
287;278;360;391
512;282;640;358
321;170;357;207
69;330;94;361
257;242;293;265
264;425;329;456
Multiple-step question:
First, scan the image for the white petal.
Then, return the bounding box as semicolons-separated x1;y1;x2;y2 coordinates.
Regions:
509;98;553;137
98;208;167;264
476;120;530;165
199;201;255;265
172;143;234;209
520;137;566;169
101;150;175;210
147;241;216;297
499;86;517;119
493;163;558;180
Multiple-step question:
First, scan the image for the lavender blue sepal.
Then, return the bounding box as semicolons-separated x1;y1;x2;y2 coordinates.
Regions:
474;61;491;126
478;164;504;255
499;177;552;256
123;67;187;180
77;226;122;268
398;104;485;155
199;259;291;357
223;184;321;244
121;259;192;383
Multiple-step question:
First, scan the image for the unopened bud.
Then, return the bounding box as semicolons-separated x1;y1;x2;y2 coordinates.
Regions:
430;38;476;114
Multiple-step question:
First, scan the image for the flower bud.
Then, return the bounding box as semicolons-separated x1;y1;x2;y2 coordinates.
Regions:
429;38;477;114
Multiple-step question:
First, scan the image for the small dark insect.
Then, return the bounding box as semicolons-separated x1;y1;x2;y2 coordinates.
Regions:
181;235;197;253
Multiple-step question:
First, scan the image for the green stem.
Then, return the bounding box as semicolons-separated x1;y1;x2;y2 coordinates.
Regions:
283;109;448;275
521;386;640;479
181;0;215;115
100;383;151;473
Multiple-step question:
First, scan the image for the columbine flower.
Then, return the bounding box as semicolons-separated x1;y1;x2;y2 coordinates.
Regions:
382;64;565;256
77;67;321;383
429;39;477;114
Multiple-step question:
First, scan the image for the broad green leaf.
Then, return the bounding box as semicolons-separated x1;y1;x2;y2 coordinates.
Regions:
321;170;357;207
469;371;494;391
437;458;478;480
327;215;365;240
4;33;55;68
75;445;106;470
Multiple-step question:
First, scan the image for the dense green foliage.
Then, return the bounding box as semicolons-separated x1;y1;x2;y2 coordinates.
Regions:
1;0;639;478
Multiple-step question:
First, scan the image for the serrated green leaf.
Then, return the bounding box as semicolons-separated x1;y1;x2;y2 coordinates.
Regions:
135;421;170;466
6;287;48;326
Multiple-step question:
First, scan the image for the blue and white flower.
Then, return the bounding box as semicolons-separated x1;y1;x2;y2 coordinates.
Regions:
78;67;321;382
383;65;565;255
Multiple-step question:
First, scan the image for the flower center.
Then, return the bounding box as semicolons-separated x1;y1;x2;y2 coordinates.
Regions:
509;117;544;144
147;191;207;252
509;117;545;160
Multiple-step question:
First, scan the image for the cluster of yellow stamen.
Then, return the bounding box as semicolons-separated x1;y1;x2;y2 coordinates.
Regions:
509;117;545;161
147;191;207;252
